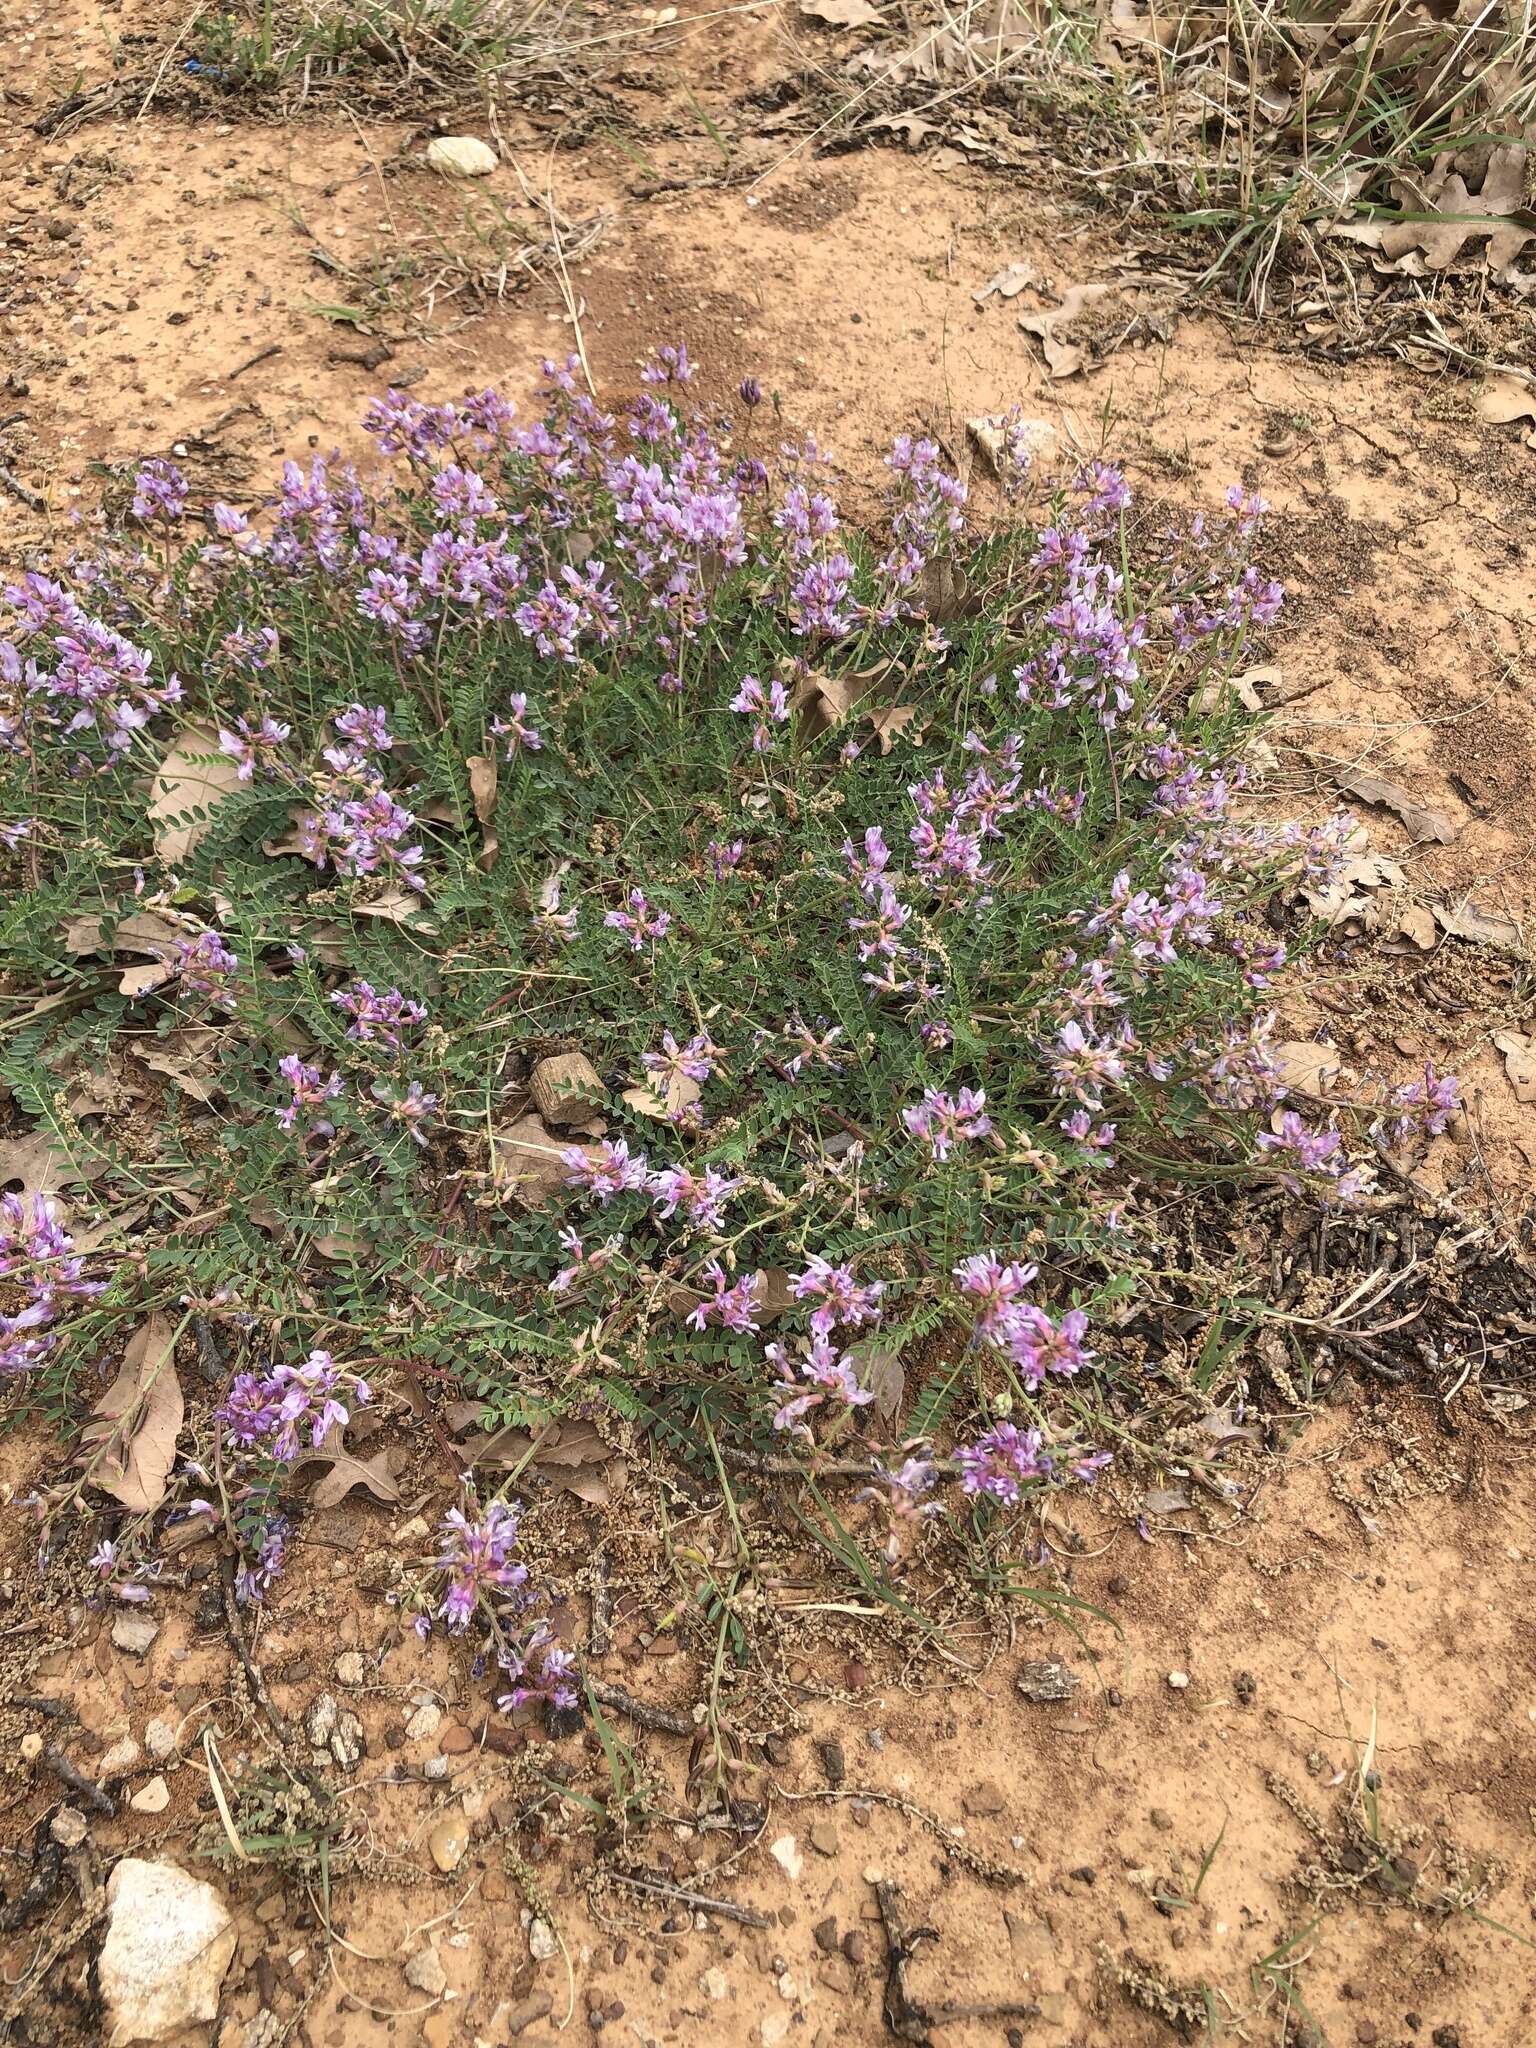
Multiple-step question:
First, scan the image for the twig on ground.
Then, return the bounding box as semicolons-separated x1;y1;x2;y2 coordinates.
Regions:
588;1547;613;1657
874;1877;1038;2040
875;1878;939;2043
588;1680;694;1738
607;1867;770;1928
720;1445;882;1480
0;1825;64;1933
228;344;283;382
41;1745;115;1817
0;464;45;512
221;1550;295;1744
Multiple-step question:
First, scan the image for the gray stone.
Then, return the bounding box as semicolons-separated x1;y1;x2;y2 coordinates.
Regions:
111;1613;160;1658
50;1806;88;1849
304;1692;364;1771
405;1947;448;1996
529;1917;557;1962
143;1718;177;1762
404;1700;442;1741
99;1858;236;2042
98;1736;142;1780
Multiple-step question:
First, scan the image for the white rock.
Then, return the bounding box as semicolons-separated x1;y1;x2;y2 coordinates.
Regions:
405;1701;442;1741
20;1731;43;1762
700;1966;729;2001
143;1719;177;1762
335;1651;367;1687
1167;1669;1190;1690
426;136;497;178
111;1612;160;1658
405;1947;448;1996
51;1806;88;1849
528;1917;557;1962
99;1737;142;1780
130;1776;170;1814
768;1833;803;1882
99;1858;236;2043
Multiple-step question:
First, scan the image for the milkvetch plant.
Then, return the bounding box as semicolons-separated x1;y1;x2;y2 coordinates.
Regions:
1;344;1429;1626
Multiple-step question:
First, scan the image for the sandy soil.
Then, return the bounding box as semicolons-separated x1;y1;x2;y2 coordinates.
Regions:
3;3;1535;2044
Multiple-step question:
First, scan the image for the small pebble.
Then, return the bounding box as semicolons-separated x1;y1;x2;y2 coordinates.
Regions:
335;1651;367;1687
144;1717;178;1762
50;1807;87;1849
129;1775;170;1814
111;1613;159;1658
428;1813;469;1873
1167;1670;1190;1690
405;1948;448;1996
529;1918;557;1962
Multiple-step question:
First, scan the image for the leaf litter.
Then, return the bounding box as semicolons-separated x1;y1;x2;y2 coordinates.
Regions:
80;1313;184;1514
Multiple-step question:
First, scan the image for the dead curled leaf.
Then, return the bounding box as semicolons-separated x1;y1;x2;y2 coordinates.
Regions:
1476;374;1536;426
453;1416;626;1505
1301;848;1405;929
973;260;1036;303
799;0;879;24
1018;282;1112;379
1429;899;1524;952
466;753;499;873
1492;1029;1536;1104
290;1421;405;1509
1379;145;1533;271
1271;1040;1346;1097
81;1314;184;1513
148;725;245;868
845;1339;904;1430
1327;766;1458;845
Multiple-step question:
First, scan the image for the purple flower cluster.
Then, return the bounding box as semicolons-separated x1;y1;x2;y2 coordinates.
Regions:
685;1261;761;1334
649;1164;741;1232
954;1251;1094;1391
954;1421;1110;1505
563;1138;648;1203
2;574;184;759
295;704;425;891
790;1256;885;1336
218;712;291;781
275;1054;344;1134
131;459;189;524
433;1500;528;1632
876;435;967;608
236;1514;291;1605
730;673;790;751
1388;1060;1461;1145
767;1332;876;1435
173;929;239;1011
332;980;428;1051
904;1087;993;1161
0;1194;103;1376
605;887;672;951
497;1624;578;1715
218;1348;369;1463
